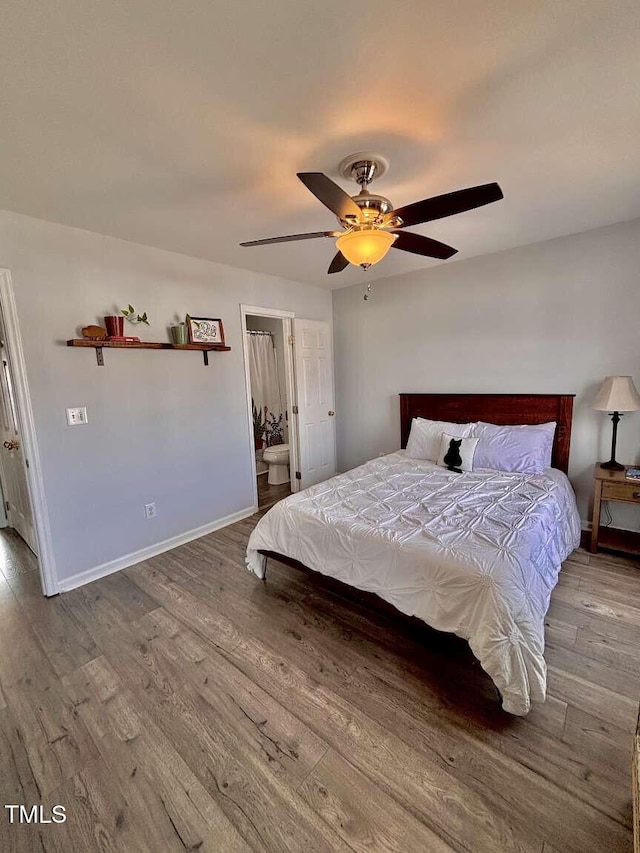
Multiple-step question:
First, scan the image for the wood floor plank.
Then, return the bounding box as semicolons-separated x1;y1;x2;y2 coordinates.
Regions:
563;559;640;588
86;571;159;623
299;748;457;853
575;626;640;676
8;570;101;679
133;606;330;787
547;666;638;734
562;705;635;778
579;611;640;647
1;676;102;797
225;635;545;853
547;597;640;646
63;656;252;853
0;594;60;693
555;571;581;589
341;662;631;836
183;569;362;689
0;706;43;805
118;672;350;853
0;572;16;600
61;595;194;705
0;596;102;799
522;692;568;739
578;577;640;610
590;551;640;572
124;559;241;653
0;529;38;578
544;614;578;648
552;583;640;629
545;641;640;700
36;756;132;853
65;603;348;852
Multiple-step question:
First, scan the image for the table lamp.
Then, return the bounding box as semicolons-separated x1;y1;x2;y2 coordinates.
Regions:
592;375;640;470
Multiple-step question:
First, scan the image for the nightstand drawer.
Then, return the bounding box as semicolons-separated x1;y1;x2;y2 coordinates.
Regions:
602;481;640;503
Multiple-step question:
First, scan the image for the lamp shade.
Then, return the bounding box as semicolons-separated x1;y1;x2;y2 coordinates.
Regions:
335;229;396;267
592;376;640;412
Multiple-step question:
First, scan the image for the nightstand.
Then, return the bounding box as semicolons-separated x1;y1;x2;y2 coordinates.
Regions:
590;464;640;555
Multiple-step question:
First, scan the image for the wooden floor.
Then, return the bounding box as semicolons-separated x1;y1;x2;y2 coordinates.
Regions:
1;519;639;852
0;526;39;580
257;475;291;509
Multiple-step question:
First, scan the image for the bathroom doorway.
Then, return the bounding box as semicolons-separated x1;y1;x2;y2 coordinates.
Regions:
241;305;299;511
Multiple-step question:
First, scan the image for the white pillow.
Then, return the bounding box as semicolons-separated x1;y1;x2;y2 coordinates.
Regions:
437;433;479;472
473;421;556;470
406;418;475;462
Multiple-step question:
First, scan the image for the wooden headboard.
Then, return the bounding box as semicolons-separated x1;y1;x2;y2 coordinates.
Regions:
399;393;575;474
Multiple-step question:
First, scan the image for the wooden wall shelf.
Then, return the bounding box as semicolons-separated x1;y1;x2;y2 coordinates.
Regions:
67;339;231;366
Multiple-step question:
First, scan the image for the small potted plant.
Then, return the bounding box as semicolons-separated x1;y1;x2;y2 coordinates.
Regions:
121;304;149;326
265;411;285;446
104;304;150;337
252;401;266;450
103;313;124;337
169;314;196;346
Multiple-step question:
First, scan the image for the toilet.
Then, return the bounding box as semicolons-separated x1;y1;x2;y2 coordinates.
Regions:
263;443;290;485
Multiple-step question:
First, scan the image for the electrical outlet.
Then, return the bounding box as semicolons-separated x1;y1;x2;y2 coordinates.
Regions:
144;502;157;520
66;407;88;426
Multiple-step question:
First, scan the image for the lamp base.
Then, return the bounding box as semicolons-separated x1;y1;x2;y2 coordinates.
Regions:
601;459;625;471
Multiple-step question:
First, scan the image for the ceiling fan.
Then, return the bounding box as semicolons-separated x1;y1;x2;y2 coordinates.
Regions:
240;152;503;274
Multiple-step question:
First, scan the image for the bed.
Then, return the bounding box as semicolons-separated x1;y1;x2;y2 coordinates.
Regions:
246;393;581;715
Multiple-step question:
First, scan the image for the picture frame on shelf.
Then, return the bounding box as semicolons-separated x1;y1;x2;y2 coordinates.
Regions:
187;317;225;345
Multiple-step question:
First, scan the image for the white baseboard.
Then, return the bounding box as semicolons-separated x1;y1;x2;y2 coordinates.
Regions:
56;505;258;593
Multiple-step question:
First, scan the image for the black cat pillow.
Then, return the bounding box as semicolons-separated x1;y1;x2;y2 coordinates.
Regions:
437;433;479;473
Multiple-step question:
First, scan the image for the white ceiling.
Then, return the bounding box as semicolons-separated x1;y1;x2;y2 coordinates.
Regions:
2;1;639;288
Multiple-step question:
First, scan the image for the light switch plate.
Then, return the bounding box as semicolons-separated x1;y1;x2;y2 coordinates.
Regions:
66;407;88;426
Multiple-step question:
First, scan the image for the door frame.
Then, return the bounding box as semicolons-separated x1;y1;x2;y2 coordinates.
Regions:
240;304;300;509
0;269;57;595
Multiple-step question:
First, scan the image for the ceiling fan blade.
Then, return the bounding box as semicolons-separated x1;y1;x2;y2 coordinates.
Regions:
328;251;349;274
240;231;338;247
297;173;362;221
391;182;503;228
391;231;458;259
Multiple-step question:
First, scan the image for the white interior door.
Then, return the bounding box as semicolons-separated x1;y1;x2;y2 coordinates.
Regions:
293;319;336;489
0;324;37;553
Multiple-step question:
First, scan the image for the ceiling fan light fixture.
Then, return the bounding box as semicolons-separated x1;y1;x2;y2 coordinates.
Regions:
335;228;396;268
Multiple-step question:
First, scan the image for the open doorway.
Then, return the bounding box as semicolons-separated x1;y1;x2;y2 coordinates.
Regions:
0;290;40;585
0;270;56;595
241;305;300;511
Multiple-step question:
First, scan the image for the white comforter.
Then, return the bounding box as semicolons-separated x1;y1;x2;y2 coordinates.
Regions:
246;451;581;715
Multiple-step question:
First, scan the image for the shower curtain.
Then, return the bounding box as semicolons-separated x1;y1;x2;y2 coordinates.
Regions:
248;332;285;446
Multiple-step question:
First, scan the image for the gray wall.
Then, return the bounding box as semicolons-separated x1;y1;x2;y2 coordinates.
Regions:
0;210;331;585
333;218;640;526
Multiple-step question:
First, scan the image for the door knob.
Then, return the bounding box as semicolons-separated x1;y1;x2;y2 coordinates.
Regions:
328;410;335;416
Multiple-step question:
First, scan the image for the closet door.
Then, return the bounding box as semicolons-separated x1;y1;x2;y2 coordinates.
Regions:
293;319;336;489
